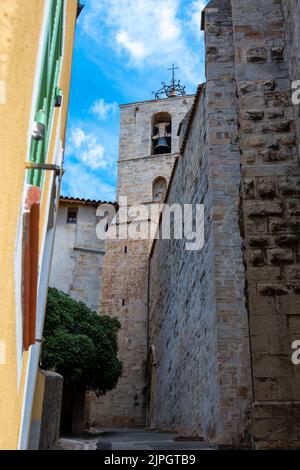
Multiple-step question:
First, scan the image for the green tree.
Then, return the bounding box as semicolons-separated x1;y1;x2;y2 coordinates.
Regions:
41;288;122;395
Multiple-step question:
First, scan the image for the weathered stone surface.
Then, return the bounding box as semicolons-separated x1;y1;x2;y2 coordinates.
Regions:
258;284;289;296
50;202;105;312
243;178;255;198
279;176;300;196
149;0;252;447
268;248;294;265
259;148;290;162
250;315;288;337
270;46;285;61
233;0;300;449
266;109;284;119
146;0;300;449
39;371;63;450
275;234;299;247
248;236;269;248
249;249;265;267
246;47;268;63
252;402;300;449
257;178;276;199
261;122;291;133
92;94;195;428
246;201;283;217
245;110;264;121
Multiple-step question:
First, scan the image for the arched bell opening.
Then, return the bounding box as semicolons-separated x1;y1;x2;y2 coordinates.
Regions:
151;112;172;155
152;176;167;202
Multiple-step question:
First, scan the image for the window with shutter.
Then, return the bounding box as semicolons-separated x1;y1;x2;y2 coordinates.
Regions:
28;0;64;188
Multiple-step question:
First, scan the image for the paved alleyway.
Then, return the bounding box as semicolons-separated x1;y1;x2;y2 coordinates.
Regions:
55;428;213;451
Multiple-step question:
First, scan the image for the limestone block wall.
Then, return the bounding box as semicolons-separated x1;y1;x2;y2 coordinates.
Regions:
148;90;220;439
90;96;194;427
118;97;194;162
204;0;253;446
149;2;253;445
148;0;300;448
39;371;63;450
231;0;300;449
90;238;151;427
117;97;194;205
117;154;175;206
29;369;63;450
49;201;105;312
49;204;77;292
282;0;300;149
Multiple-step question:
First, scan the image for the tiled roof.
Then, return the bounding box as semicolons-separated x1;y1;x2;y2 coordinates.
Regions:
60;196;116;205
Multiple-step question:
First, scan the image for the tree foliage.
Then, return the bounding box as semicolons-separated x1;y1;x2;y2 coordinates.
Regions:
41;288;122;394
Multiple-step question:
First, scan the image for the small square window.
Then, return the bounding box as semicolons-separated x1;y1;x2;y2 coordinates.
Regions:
67;208;77;224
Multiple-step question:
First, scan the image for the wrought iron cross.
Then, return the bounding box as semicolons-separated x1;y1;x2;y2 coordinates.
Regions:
168;64;179;85
153;64;186;99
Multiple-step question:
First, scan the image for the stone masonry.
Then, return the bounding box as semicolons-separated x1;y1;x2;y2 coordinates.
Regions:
50;198;105;312
90;96;194;427
148;0;300;449
149;7;252;443
232;0;300;449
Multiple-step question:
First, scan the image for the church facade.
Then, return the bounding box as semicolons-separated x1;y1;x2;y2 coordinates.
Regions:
90;94;195;428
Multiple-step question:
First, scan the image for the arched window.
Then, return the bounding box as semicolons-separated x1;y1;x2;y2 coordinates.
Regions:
153;176;167;202
151;112;172;155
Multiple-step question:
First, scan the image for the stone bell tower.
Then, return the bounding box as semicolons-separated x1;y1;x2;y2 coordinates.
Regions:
90;70;195;427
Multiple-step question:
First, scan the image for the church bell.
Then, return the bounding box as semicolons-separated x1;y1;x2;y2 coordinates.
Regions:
154;137;171;154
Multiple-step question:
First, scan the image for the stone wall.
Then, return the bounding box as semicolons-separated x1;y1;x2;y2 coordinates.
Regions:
118;96;193;161
148;89;221;439
205;0;253;446
91;96;194;427
231;0;300;449
90;237;151;427
149;1;253;443
39;370;63;450
50;200;105;312
148;0;300;449
282;0;300;149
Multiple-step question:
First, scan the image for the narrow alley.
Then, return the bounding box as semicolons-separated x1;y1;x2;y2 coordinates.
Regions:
55;428;214;451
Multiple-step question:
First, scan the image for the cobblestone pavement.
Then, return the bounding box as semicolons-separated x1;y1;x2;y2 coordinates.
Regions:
55;428;214;450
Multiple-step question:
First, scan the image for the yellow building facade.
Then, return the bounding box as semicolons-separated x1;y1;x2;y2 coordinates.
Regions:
0;0;78;449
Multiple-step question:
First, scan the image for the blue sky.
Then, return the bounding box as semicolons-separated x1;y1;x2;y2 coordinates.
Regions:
62;0;208;202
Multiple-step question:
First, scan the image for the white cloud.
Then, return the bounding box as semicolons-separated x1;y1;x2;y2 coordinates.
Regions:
67;127;112;170
81;0;206;86
158;5;180;41
73;128;86;148
188;0;207;36
116;31;146;60
82;142;105;169
90;98;118;120
62;162;116;201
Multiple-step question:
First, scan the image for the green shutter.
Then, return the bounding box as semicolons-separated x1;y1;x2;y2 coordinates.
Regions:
28;0;64;187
